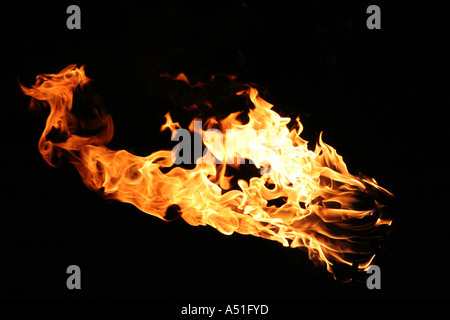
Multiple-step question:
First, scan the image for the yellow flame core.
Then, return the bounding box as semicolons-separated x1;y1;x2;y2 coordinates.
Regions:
21;65;393;278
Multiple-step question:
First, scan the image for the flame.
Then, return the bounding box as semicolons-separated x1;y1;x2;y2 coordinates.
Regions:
21;65;393;279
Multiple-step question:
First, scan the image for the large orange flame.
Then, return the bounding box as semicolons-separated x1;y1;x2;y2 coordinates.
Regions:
21;65;393;279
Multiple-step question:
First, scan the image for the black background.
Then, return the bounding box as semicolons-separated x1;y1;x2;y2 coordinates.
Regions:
1;0;448;306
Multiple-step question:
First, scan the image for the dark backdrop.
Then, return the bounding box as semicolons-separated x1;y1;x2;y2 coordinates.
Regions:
1;0;448;306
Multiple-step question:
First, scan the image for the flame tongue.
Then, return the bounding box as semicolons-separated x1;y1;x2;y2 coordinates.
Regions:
20;65;114;166
21;65;393;279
